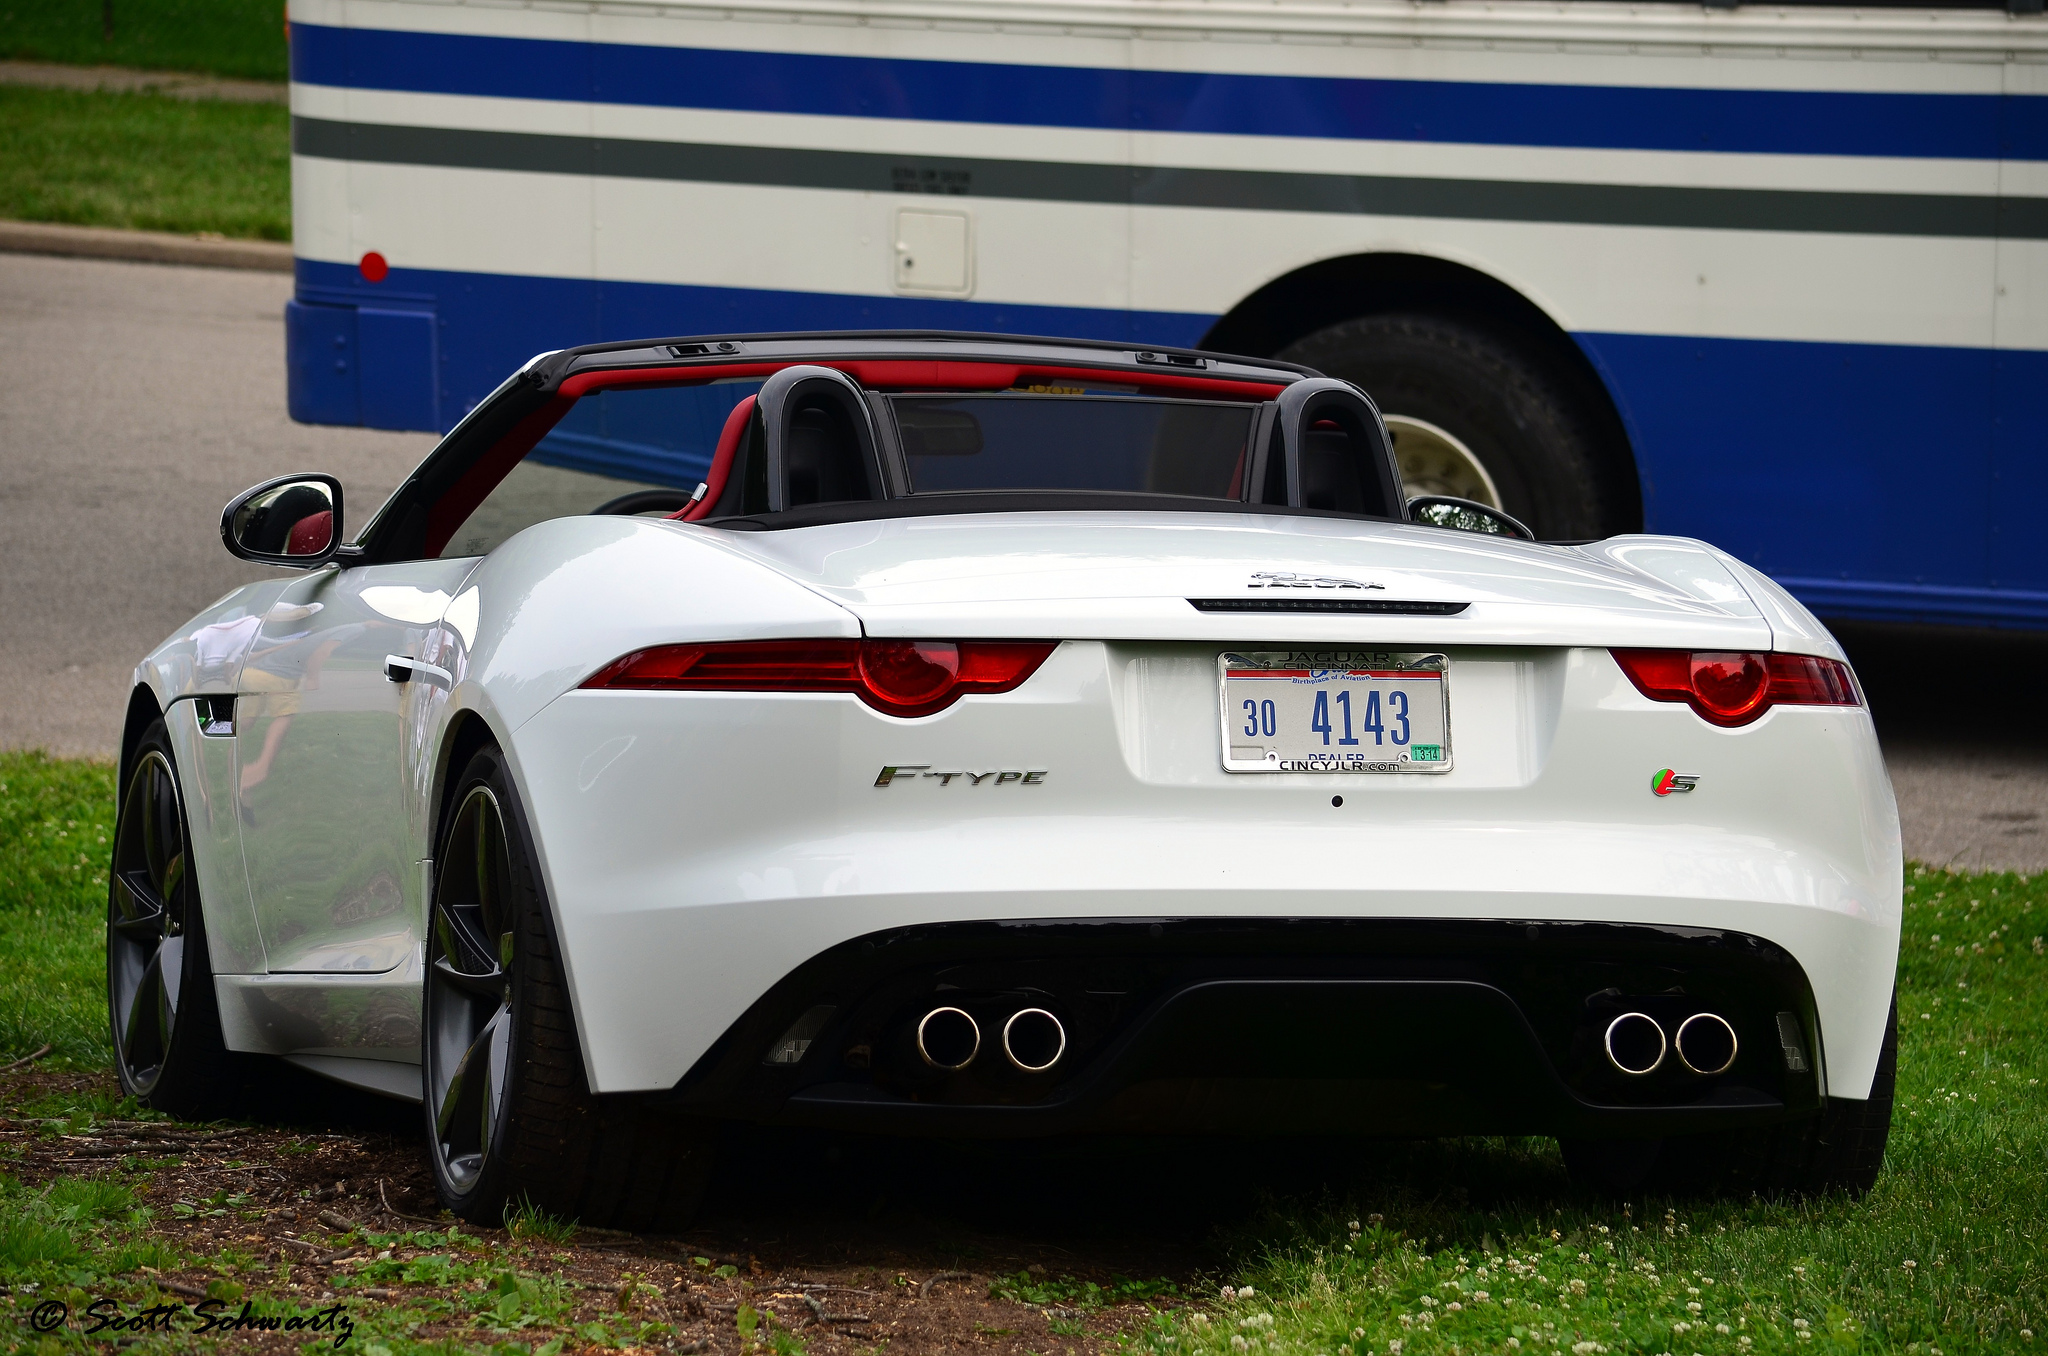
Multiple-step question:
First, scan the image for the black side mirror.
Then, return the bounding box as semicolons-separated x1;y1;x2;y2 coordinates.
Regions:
221;473;346;567
1407;494;1534;540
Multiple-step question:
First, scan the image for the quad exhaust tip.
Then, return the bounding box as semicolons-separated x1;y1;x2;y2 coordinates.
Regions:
916;1006;980;1071
1603;1011;1739;1076
1603;1012;1667;1076
1675;1011;1739;1075
916;1006;1067;1073
1002;1008;1067;1072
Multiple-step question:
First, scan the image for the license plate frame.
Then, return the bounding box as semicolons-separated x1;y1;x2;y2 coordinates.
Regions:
1217;650;1452;774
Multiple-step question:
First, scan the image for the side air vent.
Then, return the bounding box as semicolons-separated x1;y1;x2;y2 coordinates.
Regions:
1187;598;1469;616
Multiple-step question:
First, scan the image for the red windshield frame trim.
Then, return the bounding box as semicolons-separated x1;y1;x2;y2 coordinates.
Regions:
554;359;1287;402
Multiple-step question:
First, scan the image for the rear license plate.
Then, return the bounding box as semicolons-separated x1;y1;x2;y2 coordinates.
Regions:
1218;651;1451;773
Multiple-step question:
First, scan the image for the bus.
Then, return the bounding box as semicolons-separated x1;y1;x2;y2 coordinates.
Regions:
283;0;2047;627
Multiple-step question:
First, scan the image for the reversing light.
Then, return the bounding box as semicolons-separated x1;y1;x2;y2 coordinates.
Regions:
1610;649;1859;727
580;638;1056;717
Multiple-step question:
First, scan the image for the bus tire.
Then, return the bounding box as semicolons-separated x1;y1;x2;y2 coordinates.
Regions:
1277;313;1632;540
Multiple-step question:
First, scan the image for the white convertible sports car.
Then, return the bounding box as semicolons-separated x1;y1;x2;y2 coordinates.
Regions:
113;332;1899;1226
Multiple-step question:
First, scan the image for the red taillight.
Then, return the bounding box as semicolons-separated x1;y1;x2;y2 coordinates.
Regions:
581;638;1056;717
1610;649;1860;727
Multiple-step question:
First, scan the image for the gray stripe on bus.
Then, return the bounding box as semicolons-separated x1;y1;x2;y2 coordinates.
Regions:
291;117;2046;241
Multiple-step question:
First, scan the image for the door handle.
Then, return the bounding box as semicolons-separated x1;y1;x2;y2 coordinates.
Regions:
384;655;453;686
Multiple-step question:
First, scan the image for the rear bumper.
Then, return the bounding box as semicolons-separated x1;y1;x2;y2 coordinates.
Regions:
507;643;1899;1101
657;918;1824;1139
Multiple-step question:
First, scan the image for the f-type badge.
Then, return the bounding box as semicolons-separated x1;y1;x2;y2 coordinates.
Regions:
1651;768;1699;796
875;765;1048;787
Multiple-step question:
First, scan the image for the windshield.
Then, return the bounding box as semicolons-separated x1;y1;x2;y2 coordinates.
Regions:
892;395;1254;499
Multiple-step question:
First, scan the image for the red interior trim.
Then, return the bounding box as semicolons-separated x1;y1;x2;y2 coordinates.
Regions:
555;359;1284;401
556;364;781;398
432;358;1288;554
674;394;756;521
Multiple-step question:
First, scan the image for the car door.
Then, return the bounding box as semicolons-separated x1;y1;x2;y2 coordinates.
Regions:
236;557;476;972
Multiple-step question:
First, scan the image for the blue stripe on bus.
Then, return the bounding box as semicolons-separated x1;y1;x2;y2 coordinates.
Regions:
1576;331;2047;620
291;257;1214;425
291;259;2048;620
288;22;2048;162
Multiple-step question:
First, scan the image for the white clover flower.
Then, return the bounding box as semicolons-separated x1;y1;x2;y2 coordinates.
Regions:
1351;1329;1365;1341
1506;1342;1520;1351
1716;1325;1731;1335
1369;1215;1384;1226
1687;1302;1702;1313
1673;1322;1690;1334
1348;1221;1360;1232
1473;1291;1489;1302
1798;1333;1813;1341
1446;1303;1461;1312
1241;1287;1256;1298
1903;1260;1917;1271
1793;1319;1810;1330
1387;1343;1401;1356
1419;1296;1437;1308
1231;1337;1249;1351
1570;1279;1588;1295
1222;1287;1237;1301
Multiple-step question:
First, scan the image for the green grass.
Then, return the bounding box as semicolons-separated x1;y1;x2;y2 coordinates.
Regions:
1135;867;2047;1356
0;0;287;81
0;752;116;1066
3;750;2045;1351
0;85;289;239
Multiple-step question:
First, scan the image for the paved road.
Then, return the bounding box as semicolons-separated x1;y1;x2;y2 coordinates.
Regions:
1;251;2041;871
0;253;433;757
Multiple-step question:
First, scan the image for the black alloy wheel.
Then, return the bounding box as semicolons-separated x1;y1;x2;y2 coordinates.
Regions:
107;719;235;1114
422;745;719;1228
425;783;517;1196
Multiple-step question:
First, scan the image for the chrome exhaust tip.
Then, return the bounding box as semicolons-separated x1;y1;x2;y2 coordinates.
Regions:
1675;1012;1738;1075
916;1006;980;1071
1604;1012;1667;1076
1001;1008;1067;1072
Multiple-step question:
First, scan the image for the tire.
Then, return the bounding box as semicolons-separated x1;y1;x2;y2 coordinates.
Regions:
1562;998;1898;1200
107;719;239;1117
1278;314;1634;540
422;744;717;1230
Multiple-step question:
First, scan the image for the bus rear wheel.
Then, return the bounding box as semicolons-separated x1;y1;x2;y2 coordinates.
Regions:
1278;314;1634;541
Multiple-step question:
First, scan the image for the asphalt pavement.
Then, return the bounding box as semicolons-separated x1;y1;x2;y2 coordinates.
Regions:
1;250;2041;871
0;252;433;757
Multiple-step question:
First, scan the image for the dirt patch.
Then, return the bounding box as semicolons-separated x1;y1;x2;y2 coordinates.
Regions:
1;1069;1222;1353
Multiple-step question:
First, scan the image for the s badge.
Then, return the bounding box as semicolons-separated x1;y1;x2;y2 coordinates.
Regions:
1651;768;1699;796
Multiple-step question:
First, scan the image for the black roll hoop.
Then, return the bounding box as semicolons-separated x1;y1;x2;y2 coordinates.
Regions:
1267;377;1405;520
753;365;887;514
